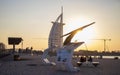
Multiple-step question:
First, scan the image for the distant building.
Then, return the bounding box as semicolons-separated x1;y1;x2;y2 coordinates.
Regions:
0;42;6;50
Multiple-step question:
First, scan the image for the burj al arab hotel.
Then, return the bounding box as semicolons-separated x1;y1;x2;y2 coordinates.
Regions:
41;7;64;62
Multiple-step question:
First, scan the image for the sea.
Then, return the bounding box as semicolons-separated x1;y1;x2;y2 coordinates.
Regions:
91;56;120;59
102;56;120;59
74;55;120;59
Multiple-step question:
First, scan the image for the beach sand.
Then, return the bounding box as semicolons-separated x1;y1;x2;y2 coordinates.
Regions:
0;54;120;75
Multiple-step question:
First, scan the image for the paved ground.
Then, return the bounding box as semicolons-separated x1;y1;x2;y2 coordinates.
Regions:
0;54;120;75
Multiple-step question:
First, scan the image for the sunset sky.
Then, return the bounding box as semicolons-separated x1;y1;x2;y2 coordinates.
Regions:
0;0;120;51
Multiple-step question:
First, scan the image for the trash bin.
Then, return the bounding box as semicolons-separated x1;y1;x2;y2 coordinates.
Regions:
14;54;20;61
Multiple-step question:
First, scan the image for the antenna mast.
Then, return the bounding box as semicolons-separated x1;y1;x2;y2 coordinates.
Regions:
61;6;63;24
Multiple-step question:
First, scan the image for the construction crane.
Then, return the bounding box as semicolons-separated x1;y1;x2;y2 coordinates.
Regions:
93;39;111;52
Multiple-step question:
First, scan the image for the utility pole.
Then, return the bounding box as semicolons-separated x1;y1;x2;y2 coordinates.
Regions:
93;39;111;52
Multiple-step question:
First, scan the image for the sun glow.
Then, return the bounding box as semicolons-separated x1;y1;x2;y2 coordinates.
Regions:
74;26;95;44
64;17;96;45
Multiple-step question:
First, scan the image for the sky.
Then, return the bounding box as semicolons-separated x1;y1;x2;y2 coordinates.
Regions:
0;0;120;52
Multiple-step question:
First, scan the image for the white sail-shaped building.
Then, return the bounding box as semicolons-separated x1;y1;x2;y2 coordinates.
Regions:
48;13;64;51
41;8;64;65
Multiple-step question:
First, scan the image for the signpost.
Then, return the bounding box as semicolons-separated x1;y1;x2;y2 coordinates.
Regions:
8;37;23;60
